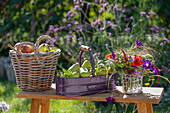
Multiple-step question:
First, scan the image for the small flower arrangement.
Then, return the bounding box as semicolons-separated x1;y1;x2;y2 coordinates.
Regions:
105;40;162;94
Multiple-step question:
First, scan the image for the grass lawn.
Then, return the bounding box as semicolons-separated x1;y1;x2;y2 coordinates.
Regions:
0;78;169;113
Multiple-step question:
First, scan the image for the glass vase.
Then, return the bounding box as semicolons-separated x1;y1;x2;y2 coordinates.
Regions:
121;73;143;94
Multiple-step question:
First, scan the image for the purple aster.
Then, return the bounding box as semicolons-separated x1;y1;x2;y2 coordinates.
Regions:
116;8;121;11
161;33;164;36
106;96;115;104
125;27;131;31
105;44;108;47
162;38;169;43
160;43;163;46
148;12;155;15
62;18;66;22
135;40;143;48
140;12;146;15
67;10;73;16
154;25;160;30
143;60;152;69
64;37;67;39
67;24;71;27
123;4;127;7
108;33;112;36
143;31;145;33
81;3;84;6
153;67;158;75
74;21;79;25
76;30;79;33
52;38;56;42
75;1;79;4
111;50;116;59
122;9;126;13
68;31;72;34
74;5;79;10
69;35;73;38
150;28;155;31
146;15;150;18
62;26;66;29
164;51;166;54
162;28;165;31
49;25;54;31
98;53;100;56
74;12;78;15
86;41;89;43
102;2;109;7
55;36;58;39
78;37;83;40
132;6;138;9
54;28;59;32
68;52;71;55
87;3;91;6
99;8;104;13
93;53;98;57
130;16;134;20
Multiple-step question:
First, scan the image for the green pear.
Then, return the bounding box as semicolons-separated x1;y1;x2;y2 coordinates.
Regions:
80;67;91;77
82;60;91;69
68;63;80;72
70;72;80;78
95;66;106;76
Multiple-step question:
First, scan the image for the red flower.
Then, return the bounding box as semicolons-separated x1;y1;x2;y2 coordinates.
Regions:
131;55;143;66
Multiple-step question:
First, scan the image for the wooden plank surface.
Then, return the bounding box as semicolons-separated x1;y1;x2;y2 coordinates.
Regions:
30;99;40;113
17;84;164;104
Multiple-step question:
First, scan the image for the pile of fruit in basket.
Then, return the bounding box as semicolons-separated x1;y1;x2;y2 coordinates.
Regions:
57;59;115;78
8;43;58;53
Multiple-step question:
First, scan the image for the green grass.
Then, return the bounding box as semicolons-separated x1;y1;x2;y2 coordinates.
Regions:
0;79;96;113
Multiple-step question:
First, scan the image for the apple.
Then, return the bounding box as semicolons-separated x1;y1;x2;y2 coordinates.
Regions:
21;45;34;53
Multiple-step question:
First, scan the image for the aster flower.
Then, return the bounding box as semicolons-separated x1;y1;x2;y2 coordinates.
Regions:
125;27;131;31
111;50;116;59
106;96;115;104
140;12;146;15
102;2;109;7
130;16;134;20
143;60;152;69
62;18;66;22
148;12;155;15
160;43;163;46
49;25;54;31
162;38;169;43
108;33;112;36
135;40;143;48
105;44;108;47
78;37;83;40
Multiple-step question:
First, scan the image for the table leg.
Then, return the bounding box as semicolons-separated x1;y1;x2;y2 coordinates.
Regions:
137;103;153;113
30;99;40;113
40;99;50;113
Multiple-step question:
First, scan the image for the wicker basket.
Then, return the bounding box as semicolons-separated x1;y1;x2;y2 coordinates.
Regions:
9;35;61;91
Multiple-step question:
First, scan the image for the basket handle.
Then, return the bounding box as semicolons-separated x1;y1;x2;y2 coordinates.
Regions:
16;42;38;61
35;35;54;48
78;45;95;77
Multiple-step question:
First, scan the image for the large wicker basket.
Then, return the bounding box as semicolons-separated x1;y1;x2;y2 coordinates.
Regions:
9;35;60;91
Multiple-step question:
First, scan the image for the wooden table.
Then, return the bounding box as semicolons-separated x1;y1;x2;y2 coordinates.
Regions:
17;84;164;113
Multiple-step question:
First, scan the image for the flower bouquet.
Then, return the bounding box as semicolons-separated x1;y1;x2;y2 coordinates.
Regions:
105;40;161;94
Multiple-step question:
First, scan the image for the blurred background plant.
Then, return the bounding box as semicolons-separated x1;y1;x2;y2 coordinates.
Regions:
0;0;169;112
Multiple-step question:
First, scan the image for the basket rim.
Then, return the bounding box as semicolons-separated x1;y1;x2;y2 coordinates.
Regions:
9;49;61;55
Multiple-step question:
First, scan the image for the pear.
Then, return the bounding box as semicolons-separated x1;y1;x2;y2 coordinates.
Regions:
70;72;80;78
80;67;91;77
39;43;50;52
95;66;106;76
82;60;91;70
68;63;80;72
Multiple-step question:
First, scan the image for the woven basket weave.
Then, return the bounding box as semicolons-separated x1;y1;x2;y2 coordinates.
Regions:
9;35;60;91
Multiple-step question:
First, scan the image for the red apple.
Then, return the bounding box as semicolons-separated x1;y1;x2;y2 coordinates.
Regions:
21;45;34;53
